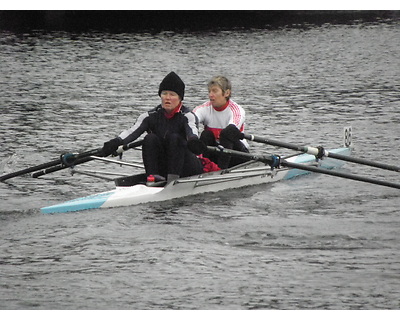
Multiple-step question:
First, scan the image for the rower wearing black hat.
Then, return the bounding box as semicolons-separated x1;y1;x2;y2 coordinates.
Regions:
101;72;204;185
158;71;185;100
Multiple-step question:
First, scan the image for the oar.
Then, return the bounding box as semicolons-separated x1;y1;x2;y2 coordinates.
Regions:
244;134;400;173
1;139;144;182
207;146;400;190
31;157;95;178
31;139;144;178
0;147;102;182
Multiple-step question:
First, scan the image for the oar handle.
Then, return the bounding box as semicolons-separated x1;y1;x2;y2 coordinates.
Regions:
122;139;144;151
206;146;280;167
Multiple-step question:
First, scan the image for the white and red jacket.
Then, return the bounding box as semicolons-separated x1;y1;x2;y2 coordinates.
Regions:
193;99;249;148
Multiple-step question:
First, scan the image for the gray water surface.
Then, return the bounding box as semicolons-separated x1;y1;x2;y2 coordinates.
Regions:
1;21;399;309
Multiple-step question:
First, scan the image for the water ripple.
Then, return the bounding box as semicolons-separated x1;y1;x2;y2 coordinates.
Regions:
1;22;400;309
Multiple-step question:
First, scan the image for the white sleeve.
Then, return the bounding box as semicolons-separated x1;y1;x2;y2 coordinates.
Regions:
118;112;148;140
185;112;199;137
193;103;207;124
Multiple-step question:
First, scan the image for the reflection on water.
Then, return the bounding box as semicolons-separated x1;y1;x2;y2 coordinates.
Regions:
0;21;400;309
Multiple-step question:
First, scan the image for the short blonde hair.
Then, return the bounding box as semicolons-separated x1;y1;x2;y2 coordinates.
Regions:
207;76;231;99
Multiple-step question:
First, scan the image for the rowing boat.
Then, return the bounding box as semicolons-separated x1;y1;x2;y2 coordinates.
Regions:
40;147;351;214
3;127;397;214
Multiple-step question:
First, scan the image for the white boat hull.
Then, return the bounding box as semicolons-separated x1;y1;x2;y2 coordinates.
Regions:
41;147;351;214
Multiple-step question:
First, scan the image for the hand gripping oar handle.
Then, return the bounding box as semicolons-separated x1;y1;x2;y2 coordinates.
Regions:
244;134;400;173
207;146;400;190
121;139;144;152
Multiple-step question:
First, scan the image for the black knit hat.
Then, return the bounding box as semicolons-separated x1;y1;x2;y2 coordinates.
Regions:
158;72;185;100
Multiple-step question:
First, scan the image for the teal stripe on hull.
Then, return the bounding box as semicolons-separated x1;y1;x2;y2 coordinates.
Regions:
41;191;114;214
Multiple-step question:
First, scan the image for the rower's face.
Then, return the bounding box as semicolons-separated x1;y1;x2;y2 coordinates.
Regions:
161;91;181;113
208;85;230;108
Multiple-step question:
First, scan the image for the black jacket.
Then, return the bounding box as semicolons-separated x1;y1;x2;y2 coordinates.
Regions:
119;105;198;145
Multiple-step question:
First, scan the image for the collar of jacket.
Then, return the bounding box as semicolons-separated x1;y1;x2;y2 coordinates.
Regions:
163;102;183;119
212;100;230;112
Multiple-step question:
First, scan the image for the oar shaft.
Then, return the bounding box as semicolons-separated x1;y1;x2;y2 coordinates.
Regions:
0;148;102;182
206;146;273;164
0;159;61;181
282;160;400;190
1;139;145;182
0;147;103;182
89;156;144;169
244;134;308;153
32;140;144;178
325;152;400;172
208;146;400;190
31;157;94;178
244;133;400;173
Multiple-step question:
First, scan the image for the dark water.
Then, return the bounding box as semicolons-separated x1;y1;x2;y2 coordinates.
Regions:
1;21;400;309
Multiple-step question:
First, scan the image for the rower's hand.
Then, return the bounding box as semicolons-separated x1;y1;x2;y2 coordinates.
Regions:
187;138;208;155
101;137;122;157
220;124;245;142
